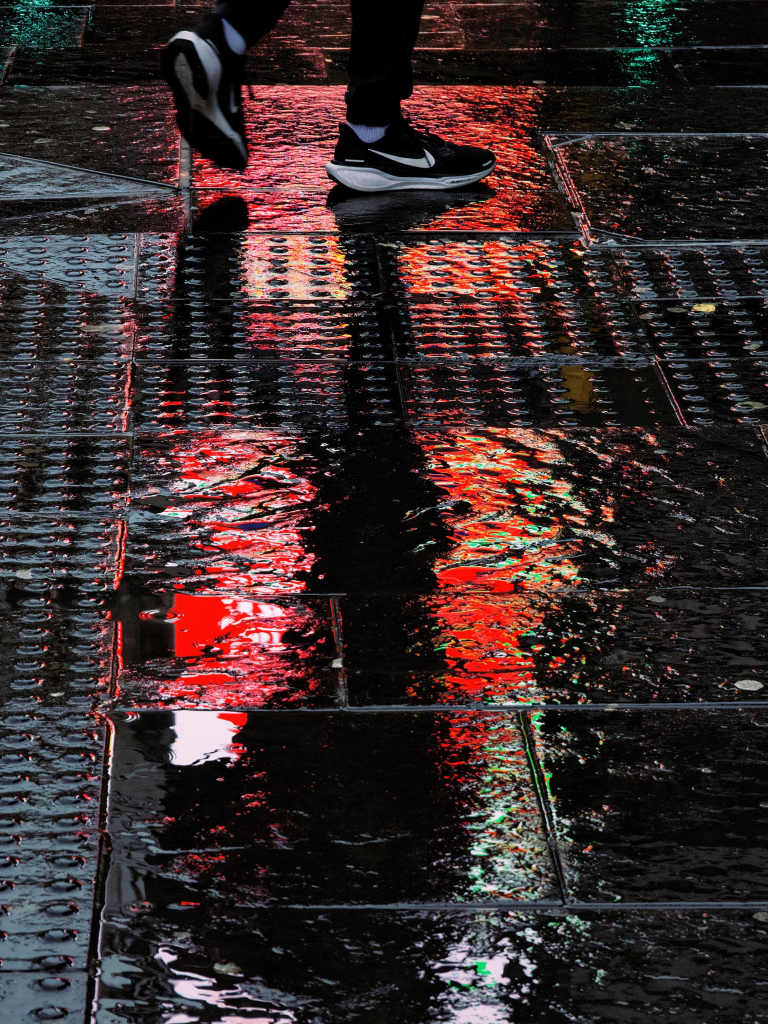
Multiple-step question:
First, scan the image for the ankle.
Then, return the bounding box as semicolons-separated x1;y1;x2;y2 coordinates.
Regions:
221;18;246;55
347;122;388;144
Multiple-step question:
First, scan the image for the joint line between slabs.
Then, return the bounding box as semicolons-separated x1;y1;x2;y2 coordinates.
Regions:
84;716;114;1024
329;596;348;708
517;710;569;903
110;703;768;715
0;150;179;191
260;900;768;912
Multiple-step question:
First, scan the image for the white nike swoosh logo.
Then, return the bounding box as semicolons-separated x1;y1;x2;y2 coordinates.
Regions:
368;148;436;169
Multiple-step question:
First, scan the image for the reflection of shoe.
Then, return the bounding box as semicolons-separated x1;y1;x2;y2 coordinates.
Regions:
327;183;491;231
161;17;248;171
326;119;495;192
193;195;250;232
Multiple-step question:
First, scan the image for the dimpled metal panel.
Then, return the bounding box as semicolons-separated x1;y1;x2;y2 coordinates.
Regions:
0;437;130;515
133;361;347;430
135;299;391;361
0;290;134;362
0;594;113;707
0;709;103;968
663;358;768;425
592;246;768;300
399;362;675;426
633;297;768;360
137;232;379;303
0;361;130;434
0;235;137;297
383;237;649;361
0;517;123;588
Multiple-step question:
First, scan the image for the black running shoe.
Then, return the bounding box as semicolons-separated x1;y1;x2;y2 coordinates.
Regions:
161;16;248;171
326;119;495;192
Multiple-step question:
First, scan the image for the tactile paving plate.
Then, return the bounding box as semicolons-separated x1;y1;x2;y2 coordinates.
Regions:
631;298;768;360
0;361;130;434
133;362;402;430
0;235;137;297
589;246;768;300
0;288;134;362
0;594;113;706
384;238;588;302
383;237;648;360
135;299;391;362
0;709;102;968
0;437;130;515
556;134;768;240
399;361;677;426
663;358;768;425
137;233;379;304
0;517;123;588
391;299;645;362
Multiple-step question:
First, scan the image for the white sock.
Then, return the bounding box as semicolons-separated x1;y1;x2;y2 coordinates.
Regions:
222;19;247;55
348;122;387;144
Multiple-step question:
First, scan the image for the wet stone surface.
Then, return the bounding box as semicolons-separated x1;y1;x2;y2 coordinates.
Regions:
537;709;768;902
95;908;768;1024
105;709;555;904
342;588;768;707
1;0;768;1022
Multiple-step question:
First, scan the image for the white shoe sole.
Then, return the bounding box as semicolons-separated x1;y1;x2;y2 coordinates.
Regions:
325;161;494;192
169;30;247;164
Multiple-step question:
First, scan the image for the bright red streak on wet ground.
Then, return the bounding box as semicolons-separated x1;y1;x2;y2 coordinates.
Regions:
416;429;603;703
122;432;332;706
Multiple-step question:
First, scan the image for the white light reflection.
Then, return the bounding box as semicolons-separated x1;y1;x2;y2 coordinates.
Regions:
157;948;296;1024
169;711;247;767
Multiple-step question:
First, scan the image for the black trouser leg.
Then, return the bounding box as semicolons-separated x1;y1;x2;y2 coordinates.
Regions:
212;0;291;47
207;0;425;126
346;0;425;125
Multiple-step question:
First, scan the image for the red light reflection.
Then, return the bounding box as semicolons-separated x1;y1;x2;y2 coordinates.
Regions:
415;429;601;703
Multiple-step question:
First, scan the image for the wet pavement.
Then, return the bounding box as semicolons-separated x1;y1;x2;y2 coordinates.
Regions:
2;1;768;1022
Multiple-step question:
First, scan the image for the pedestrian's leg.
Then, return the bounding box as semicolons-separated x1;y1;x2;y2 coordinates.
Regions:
345;0;425;129
161;0;291;170
326;0;496;193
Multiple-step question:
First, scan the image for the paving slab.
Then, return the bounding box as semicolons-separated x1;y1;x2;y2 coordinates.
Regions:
554;133;768;242
104;708;555;902
535;708;768;902
115;590;339;709
0;5;89;48
0;85;179;183
341;587;768;706
190;87;573;233
93;907;768;1024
